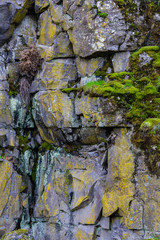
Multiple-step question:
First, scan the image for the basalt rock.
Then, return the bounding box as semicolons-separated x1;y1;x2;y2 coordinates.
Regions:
0;0;160;239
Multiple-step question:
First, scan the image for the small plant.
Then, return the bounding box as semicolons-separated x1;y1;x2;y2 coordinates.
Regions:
18;45;41;105
94;4;108;18
19;45;41;79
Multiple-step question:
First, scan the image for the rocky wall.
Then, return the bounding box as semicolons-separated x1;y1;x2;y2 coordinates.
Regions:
0;0;160;239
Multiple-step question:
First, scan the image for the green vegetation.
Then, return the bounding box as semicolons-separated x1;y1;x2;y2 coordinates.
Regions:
7;89;18;96
94;69;108;77
97;11;108;18
61;88;78;93
18;135;29;152
144;238;160;240
40;141;55;151
114;0;125;6
62;46;160;175
94;4;108;18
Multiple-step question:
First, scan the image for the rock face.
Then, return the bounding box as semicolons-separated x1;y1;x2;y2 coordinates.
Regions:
0;0;33;46
0;0;160;239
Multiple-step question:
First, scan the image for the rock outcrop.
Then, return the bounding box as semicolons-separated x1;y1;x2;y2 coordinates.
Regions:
0;0;160;239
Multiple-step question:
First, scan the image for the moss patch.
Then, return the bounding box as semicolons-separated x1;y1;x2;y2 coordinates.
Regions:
61;46;160;175
18;135;29;152
40;141;55;151
61;88;78;94
94;4;108;18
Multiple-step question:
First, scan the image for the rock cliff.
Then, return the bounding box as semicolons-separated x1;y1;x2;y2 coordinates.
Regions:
0;0;160;239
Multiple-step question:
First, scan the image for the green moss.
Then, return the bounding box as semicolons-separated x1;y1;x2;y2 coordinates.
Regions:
144;239;160;240
114;0;125;6
94;4;108;18
143;84;158;96
131;46;159;60
140;118;160;131
7;90;18;96
61;88;78;93
83;80;104;92
80;46;160;130
153;56;160;68
94;69;106;77
107;72;133;80
97;11;108;18
62;47;160;158
41;141;55;151
19;135;29;152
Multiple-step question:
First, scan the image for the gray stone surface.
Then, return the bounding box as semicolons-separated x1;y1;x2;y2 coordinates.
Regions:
0;0;160;239
112;52;130;73
0;0;33;46
65;0;126;57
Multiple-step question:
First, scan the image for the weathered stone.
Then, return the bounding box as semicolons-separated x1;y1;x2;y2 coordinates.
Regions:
123;199;143;230
139;52;153;67
38;10;61;46
31;59;77;92
73;185;102;224
71;169;101;211
76;57;105;77
78;127;107;144
49;1;64;24
13;15;37;45
73;225;95;240
111;217;142;240
98;229;112;240
0;91;12;126
6;63;19;83
1;229;32;240
10;96;34;128
102;129;135;223
0;81;9;91
35;0;49;13
65;0;126;57
33;90;76;129
0;128;18;147
79;75;97;87
98;217;110;230
0;161;26;237
34;171;62;218
135;173;160;232
38;32;74;61
75;94;126;127
0;0;33;46
112;52;130;73
0;57;8;81
7;36;24;60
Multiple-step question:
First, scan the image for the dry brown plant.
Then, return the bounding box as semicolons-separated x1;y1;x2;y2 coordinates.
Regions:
19;45;41;80
18;45;41;105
